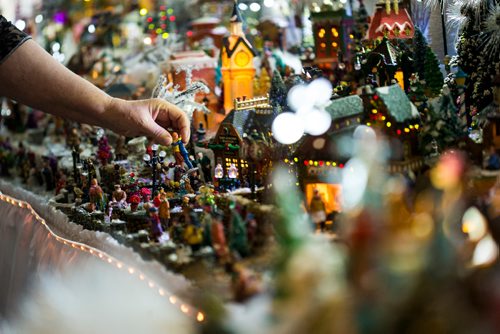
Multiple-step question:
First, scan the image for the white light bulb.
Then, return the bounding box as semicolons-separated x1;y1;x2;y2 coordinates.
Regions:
52;42;60;52
35;15;43;24
15;20;26;31
302;109;331;136
249;2;261;12
272;112;304;144
308;78;332;107
287;84;310;111
238;3;248;10
143;37;152;45
263;0;275;7
88;24;96;33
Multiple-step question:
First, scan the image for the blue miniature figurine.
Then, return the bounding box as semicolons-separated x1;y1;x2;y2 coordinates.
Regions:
172;132;193;170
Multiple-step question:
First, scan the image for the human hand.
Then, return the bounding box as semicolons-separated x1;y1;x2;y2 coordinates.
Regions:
99;98;190;146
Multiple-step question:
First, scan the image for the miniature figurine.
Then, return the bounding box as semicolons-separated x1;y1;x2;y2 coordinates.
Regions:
148;207;163;242
89;178;105;212
211;210;230;264
172;132;193;169
97;135;112;166
55;171;67;195
157;190;170;229
309;188;327;232
197;152;212;183
42;159;55;192
183;212;203;252
196;122;206;142
111;184;127;209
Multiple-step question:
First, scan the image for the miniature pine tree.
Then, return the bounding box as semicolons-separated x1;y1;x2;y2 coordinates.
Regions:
424;47;444;97
269;70;287;113
412;28;427;81
407;73;427;111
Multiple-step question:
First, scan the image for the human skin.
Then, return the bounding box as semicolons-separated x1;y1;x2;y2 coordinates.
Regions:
0;40;189;146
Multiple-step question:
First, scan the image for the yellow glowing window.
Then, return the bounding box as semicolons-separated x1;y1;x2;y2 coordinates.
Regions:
318;28;325;38
320;43;326;48
332;42;338;47
331;28;339;37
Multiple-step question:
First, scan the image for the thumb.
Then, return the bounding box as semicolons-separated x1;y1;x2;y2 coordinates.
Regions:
146;121;173;146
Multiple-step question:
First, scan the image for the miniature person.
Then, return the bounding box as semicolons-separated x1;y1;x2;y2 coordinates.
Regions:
486;146;500;170
197;152;212;183
172;132;193;169
111;184;127;209
215;163;224;179
309;188;327;232
196;122;206;142
211;210;230;264
183;212;203;252
89;178;105;212
158;190;170;228
148;207;163;242
41;159;55;191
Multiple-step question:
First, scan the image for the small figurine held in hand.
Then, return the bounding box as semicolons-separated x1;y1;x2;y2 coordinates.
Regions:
172;132;193;170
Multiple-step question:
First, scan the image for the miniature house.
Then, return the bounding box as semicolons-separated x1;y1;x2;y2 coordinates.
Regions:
360;84;422;173
310;2;354;71
294;95;365;213
208;96;275;185
366;0;415;41
221;2;257;113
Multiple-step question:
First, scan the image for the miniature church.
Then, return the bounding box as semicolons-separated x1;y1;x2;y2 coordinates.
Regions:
220;1;257;113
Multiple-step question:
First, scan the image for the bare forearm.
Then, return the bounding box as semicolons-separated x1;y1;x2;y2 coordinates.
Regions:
0;40;112;125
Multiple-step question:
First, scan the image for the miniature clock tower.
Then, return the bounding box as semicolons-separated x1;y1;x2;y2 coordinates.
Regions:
221;1;256;113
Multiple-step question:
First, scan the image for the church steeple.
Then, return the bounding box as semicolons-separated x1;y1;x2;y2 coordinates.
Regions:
230;1;244;36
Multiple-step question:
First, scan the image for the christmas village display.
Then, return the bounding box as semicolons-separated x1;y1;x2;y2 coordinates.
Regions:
2;0;500;331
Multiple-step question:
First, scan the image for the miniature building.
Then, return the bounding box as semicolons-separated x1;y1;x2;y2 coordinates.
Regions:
294;95;364;213
363;37;407;90
209;96;275;184
221;1;257;113
361;84;422;172
167;51;219;131
310;1;354;71
367;0;415;41
188;17;227;53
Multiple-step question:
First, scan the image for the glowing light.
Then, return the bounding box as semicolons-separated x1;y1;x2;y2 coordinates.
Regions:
342;158;368;209
148;23;155;29
238;3;248;10
332;42;338;47
462;207;487;242
167;8;174;14
472;235;499;267
159;289;165;296
331;27;339;37
386;122;391;127
303;109;332;136
139;8;148;16
51;42;61;52
35;15;43;23
156;28;162;34
272;112;305;144
162;32;169;39
181;304;189;313
264;0;275;8
250;2;261;11
404;128;410;133
169;296;177;304
15;20;26;31
415;124;419;130
88;24;96;33
372;109;378;114
169;16;176;21
143;37;152;45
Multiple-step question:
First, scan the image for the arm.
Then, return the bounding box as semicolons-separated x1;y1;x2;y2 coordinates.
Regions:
0;40;189;145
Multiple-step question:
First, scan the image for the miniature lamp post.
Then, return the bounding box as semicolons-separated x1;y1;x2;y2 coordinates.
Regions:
143;144;166;197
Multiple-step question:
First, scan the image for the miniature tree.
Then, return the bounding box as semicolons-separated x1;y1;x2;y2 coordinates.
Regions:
269;70;287;113
412;28;427;81
424;46;444;97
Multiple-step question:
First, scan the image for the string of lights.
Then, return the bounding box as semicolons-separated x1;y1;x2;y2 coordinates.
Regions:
0;193;205;324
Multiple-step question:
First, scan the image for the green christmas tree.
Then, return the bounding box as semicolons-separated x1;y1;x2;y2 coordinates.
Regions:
424;47;444;97
412;28;427;81
269;70;287;113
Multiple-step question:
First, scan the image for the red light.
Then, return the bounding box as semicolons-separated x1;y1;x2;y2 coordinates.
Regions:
169;15;176;21
319;161;324;166
147;17;153;22
373;95;379;100
304;160;309;166
161;15;167;21
161;24;167;29
339;163;344;168
160;5;166;10
186;30;193;37
397;129;401;135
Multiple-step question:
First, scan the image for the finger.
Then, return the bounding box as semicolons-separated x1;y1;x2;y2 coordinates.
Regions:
145;120;173;146
155;100;191;144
